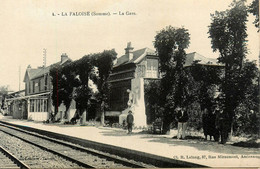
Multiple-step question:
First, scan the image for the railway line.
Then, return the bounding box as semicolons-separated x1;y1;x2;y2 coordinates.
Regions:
0;122;154;168
0;121;206;168
0;146;30;169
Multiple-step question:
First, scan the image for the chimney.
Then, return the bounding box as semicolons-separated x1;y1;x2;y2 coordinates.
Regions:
61;53;68;63
125;42;134;61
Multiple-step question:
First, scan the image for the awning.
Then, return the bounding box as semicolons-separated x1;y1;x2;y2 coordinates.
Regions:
6;92;50;101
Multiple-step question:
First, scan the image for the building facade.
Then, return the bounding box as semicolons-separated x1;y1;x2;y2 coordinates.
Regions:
108;43;160;127
109;43;159;111
5;90;26;119
108;43;221;127
23;53;71;121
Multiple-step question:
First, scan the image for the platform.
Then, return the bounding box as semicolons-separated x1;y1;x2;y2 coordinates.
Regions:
0;115;259;167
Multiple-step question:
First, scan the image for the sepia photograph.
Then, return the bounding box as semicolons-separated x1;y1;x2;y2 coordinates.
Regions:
0;0;259;168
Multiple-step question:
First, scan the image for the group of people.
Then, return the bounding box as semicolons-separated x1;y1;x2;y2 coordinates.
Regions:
202;106;230;144
125;105;229;144
175;105;230;144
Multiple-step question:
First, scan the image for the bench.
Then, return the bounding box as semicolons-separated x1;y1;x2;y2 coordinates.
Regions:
152;121;163;134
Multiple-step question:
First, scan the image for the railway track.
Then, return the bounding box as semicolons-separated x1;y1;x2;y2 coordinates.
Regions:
0;123;153;168
0;146;29;169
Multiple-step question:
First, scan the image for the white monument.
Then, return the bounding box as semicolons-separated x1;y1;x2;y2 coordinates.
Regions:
119;77;147;128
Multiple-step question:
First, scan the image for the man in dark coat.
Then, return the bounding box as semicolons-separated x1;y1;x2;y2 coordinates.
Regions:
176;107;189;139
202;108;210;140
203;108;219;141
215;108;229;144
126;111;134;134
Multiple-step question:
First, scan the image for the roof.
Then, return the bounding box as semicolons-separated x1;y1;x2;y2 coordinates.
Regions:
23;57;71;82
114;48;220;68
6;91;50;101
184;52;219;66
8;90;25;96
6;90;25;99
114;47;156;67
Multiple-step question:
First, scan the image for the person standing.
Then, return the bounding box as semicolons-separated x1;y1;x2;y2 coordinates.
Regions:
202;108;210;140
126;111;134;134
215;107;229;144
176;107;189;139
209;108;219;141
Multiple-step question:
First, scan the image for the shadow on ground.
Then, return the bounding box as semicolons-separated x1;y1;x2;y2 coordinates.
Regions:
100;128;260;155
232;138;260;148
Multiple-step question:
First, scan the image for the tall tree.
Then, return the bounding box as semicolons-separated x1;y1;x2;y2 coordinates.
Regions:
50;60;73;120
234;61;259;135
73;55;95;124
208;0;249;137
92;50;117;125
248;0;259;31
189;64;222;110
154;26;190;133
59;64;78;119
50;65;63;115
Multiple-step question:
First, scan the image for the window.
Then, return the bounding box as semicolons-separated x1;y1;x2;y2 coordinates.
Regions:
30;100;34;112
39;79;41;92
43;100;47;112
30;82;33;93
29;99;48;112
33;81;35;93
37;100;40;112
27;83;30;94
44;75;48;90
146;59;158;78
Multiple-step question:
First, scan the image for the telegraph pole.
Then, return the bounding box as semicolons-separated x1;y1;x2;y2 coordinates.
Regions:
19;65;21;91
43;48;47;90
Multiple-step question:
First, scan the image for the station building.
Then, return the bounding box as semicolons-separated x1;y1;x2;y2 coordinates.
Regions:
107;42;220;127
5;90;26;119
4;53;73;121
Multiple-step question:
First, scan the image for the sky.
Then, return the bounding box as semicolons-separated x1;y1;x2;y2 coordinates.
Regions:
0;0;259;92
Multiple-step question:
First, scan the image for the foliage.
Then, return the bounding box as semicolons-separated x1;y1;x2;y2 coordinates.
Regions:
188;64;223;110
0;85;8;96
49;50;117;122
50;59;74;113
233;61;260;135
0;85;9;109
209;0;257;135
248;0;259;31
49;64;63;113
154;26;190;133
144;79;164;124
60;63;78;111
72;55;95;113
92;50;117;108
91;50;117;124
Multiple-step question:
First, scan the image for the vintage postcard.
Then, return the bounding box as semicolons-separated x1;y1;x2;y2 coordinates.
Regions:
0;0;259;168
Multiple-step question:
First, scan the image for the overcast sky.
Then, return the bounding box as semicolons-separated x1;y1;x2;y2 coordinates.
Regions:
0;0;258;91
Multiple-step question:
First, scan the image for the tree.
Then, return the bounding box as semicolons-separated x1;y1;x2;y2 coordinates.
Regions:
73;55;95;124
144;79;164;124
233;61;259;135
50;65;63;115
0;85;9;110
154;26;190;133
248;0;259;31
59;63;78;119
208;0;250;137
92;50;117;125
50;50;117;125
50;60;73;120
188;64;222;110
